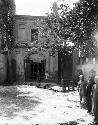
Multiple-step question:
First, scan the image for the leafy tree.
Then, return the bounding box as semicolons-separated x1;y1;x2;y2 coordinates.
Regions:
46;0;98;57
45;1;74;53
27;2;73;55
45;0;98;84
0;0;15;50
67;0;98;57
0;0;15;83
45;2;74;83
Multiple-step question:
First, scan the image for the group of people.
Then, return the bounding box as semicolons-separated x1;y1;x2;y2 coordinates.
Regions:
78;73;98;124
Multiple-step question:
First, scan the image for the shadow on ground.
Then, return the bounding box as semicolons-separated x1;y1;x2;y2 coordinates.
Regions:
0;86;41;118
59;121;79;125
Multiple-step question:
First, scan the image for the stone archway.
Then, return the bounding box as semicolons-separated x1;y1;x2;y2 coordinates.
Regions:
24;50;46;82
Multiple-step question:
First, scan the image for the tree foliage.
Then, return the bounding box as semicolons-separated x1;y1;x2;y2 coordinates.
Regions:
46;0;98;56
67;0;98;56
0;0;15;50
45;1;73;54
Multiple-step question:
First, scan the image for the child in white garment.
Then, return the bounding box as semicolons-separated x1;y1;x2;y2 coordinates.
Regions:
45;71;49;83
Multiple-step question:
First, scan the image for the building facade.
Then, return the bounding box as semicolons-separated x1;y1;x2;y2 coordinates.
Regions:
0;14;81;84
12;15;58;83
0;15;58;83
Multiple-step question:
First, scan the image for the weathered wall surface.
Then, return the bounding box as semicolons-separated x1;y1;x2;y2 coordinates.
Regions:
0;54;7;82
12;48;27;82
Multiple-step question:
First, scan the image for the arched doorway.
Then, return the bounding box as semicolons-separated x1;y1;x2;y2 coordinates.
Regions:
24;51;46;82
30;60;45;81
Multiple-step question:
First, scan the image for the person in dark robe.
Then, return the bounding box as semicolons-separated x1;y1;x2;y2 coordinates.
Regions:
92;76;98;124
86;73;95;113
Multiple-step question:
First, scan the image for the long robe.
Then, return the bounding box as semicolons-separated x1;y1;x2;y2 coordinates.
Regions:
92;76;98;123
86;76;95;112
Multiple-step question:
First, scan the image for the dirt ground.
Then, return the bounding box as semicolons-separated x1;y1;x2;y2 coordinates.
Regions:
0;84;95;125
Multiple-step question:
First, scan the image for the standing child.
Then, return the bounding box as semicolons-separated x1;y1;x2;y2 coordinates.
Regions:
45;71;49;83
78;75;87;104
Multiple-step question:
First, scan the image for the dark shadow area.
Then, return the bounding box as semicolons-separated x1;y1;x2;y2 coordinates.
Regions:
80;103;87;110
59;121;79;125
0;86;41;118
66;106;72;108
66;98;73;102
58;47;73;84
11;59;17;82
25;59;45;82
30;61;45;82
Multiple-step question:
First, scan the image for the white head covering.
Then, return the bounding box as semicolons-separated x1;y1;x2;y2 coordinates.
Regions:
94;76;98;89
79;75;83;78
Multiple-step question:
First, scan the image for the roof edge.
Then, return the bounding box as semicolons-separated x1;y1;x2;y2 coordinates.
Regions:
14;14;46;20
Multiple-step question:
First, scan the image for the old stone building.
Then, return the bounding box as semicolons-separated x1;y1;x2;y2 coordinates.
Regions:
0;15;58;83
11;15;58;83
0;14;80;85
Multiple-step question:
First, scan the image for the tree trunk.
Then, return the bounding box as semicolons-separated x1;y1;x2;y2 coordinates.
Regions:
6;50;12;84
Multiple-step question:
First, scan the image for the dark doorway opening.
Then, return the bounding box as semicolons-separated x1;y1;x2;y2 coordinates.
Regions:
58;48;73;83
25;60;45;82
30;62;45;81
